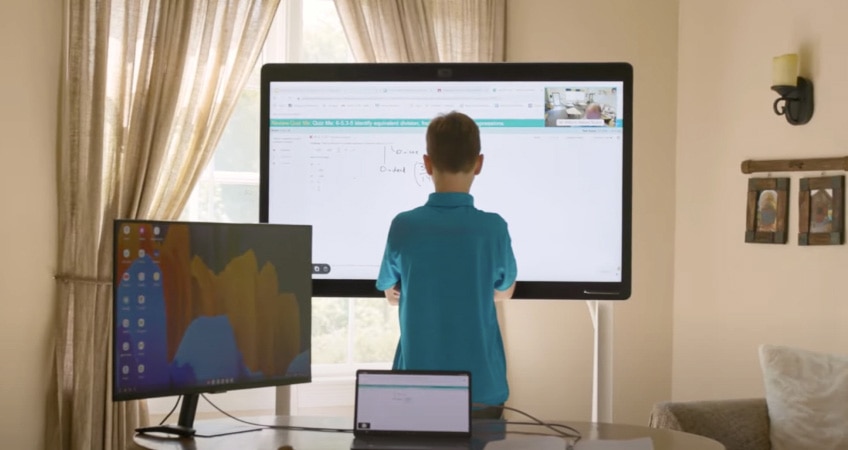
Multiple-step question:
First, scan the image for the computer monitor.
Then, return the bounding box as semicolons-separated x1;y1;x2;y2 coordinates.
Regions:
112;220;312;437
260;62;632;300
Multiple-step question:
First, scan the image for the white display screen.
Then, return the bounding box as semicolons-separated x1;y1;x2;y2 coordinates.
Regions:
354;371;470;434
260;63;632;300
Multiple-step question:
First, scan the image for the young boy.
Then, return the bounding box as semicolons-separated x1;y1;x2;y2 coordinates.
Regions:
376;111;517;419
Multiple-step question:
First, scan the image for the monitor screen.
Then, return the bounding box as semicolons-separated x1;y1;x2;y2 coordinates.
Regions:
112;220;312;404
260;63;632;300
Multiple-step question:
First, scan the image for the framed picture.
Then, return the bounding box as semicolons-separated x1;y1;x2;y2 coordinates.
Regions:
798;175;844;245
745;177;789;244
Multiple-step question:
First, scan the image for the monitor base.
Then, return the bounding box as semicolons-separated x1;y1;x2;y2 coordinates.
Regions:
135;424;196;438
135;422;263;439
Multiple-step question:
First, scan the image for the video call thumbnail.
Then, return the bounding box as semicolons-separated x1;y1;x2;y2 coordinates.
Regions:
543;87;618;127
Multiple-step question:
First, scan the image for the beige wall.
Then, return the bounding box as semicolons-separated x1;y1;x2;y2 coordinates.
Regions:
674;0;848;400
0;0;60;447
0;0;724;448
504;0;679;425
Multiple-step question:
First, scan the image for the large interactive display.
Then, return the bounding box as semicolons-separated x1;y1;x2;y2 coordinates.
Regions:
112;220;312;436
260;63;632;300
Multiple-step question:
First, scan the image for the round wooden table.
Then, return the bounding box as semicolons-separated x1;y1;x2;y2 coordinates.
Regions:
132;416;725;450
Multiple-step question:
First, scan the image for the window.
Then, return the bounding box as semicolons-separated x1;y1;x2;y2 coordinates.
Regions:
180;0;356;225
148;0;398;422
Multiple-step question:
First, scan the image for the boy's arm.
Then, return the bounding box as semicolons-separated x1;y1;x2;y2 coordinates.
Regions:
384;283;401;306
493;219;517;302
376;218;401;305
494;282;515;302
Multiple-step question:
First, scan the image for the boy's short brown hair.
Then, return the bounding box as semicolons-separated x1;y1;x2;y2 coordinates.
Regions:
426;111;481;173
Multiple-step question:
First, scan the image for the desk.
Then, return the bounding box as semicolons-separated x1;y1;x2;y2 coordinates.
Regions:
133;416;725;450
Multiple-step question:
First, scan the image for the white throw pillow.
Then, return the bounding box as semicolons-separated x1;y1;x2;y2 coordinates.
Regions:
759;344;848;450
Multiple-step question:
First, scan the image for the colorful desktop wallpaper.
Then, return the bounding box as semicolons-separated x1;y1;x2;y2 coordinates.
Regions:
113;221;311;399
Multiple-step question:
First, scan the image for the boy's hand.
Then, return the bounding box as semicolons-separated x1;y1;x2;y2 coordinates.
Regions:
384;284;401;305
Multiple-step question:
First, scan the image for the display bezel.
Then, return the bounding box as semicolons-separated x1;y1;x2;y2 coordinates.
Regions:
260;62;632;300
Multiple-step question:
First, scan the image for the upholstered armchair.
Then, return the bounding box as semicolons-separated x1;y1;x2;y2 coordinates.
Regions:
649;398;771;450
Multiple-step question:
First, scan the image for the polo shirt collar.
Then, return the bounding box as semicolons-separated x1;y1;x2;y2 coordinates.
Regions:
426;192;474;207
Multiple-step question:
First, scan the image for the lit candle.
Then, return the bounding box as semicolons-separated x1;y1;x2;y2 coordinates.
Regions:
772;53;799;87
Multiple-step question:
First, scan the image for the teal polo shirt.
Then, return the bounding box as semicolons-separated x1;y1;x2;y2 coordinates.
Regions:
376;192;517;406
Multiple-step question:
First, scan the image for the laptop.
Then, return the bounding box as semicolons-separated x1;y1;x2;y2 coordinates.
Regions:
350;369;472;450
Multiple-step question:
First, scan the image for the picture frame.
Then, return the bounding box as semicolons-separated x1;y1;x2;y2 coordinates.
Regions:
745;177;789;244
798;175;844;245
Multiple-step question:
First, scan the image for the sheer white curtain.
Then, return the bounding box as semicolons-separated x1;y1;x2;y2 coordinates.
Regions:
48;1;279;449
334;0;505;62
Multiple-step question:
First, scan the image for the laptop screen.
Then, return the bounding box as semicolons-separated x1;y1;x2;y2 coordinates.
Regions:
353;370;471;437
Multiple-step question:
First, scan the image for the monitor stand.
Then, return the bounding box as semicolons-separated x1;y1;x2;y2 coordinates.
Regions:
135;393;262;439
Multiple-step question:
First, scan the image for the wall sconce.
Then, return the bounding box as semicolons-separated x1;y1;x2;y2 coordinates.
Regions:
771;53;814;125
